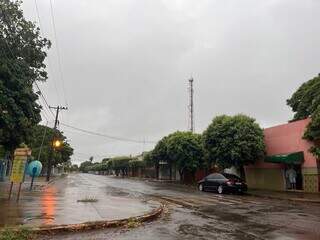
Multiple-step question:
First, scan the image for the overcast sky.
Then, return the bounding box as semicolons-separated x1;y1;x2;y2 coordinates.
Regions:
21;0;320;164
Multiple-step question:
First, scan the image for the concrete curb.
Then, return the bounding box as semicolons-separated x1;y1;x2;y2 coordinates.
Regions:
247;192;320;204
47;174;67;186
29;203;164;234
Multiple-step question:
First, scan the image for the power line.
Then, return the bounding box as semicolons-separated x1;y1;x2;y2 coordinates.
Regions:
49;0;68;107
37;121;49;161
41;105;53;119
32;0;61;105
33;0;44;31
40;107;51;122
34;82;55;118
60;122;157;144
40;111;49;122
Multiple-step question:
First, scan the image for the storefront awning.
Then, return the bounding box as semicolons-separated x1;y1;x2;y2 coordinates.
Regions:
265;151;304;165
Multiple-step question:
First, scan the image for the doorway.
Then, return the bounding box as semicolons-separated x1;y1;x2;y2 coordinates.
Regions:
285;164;303;190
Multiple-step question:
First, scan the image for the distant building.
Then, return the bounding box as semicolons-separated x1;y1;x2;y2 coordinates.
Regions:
245;118;319;193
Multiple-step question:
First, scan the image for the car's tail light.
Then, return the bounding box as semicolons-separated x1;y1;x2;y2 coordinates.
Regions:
226;181;232;185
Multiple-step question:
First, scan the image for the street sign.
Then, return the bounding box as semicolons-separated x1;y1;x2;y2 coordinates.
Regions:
27;160;42;191
8;147;31;201
10;148;31;183
27;160;42;177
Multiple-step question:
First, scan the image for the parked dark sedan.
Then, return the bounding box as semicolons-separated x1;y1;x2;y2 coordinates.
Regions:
198;173;247;194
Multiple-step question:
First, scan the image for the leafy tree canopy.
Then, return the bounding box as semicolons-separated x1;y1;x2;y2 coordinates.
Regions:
287;74;320;157
0;0;50;150
287;74;320;121
129;159;145;168
148;131;203;180
202;114;265;169
142;151;154;167
66;164;78;172
79;160;93;173
151;136;170;164
111;156;132;170
166;131;203;176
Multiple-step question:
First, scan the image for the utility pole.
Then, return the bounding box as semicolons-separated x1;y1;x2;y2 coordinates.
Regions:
188;77;194;133
46;106;68;181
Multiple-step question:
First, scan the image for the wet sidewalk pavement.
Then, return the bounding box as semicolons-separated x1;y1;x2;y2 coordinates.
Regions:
0;174;158;228
248;189;320;203
0;176;50;191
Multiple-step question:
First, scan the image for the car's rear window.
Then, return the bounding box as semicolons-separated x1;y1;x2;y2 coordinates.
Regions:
207;173;226;179
223;173;242;181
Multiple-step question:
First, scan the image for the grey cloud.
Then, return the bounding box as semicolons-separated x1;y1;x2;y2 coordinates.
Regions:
22;0;320;164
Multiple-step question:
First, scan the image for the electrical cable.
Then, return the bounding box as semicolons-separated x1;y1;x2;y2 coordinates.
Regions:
49;0;68;107
60;122;156;144
34;82;55;117
33;0;61;104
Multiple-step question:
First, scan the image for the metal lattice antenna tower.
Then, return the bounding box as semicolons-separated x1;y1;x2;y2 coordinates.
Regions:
188;77;194;132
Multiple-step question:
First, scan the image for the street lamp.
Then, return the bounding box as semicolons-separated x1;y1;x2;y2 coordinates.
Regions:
53;139;62;149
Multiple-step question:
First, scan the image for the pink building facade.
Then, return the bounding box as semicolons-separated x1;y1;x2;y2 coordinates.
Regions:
245;119;320;192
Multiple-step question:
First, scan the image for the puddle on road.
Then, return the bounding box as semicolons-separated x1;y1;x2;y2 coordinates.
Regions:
105;188;130;197
23;213;55;223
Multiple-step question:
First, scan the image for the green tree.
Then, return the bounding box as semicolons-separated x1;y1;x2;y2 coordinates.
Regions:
102;158;110;163
142;151;153;167
150;136;170;179
287;74;320;158
110;156;131;176
129;158;145;168
166;131;203;181
0;0;51;151
79;161;93;173
68;164;79;172
27;125;74;171
202;114;265;176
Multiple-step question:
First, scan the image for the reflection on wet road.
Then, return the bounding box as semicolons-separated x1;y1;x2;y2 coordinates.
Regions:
40;187;56;225
47;174;320;240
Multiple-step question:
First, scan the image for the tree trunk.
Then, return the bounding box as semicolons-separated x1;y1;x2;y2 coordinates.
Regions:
179;169;184;182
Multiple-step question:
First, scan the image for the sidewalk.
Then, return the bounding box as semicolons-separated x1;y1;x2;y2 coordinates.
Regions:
248;189;320;203
0;174;160;229
0;176;54;197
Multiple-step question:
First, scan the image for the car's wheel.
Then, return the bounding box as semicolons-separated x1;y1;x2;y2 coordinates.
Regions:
198;183;204;191
217;185;223;194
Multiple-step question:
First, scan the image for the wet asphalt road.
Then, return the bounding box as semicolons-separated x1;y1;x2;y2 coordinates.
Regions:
48;173;320;240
